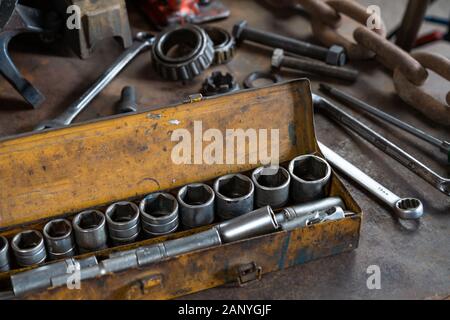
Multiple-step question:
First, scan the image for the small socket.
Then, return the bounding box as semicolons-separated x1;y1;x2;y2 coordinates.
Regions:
214;174;254;220
73;210;108;253
11;230;47;267
252;166;290;209
0;236;10;272
106;202;141;245
43;219;76;260
177;183;215;228
140;193;179;237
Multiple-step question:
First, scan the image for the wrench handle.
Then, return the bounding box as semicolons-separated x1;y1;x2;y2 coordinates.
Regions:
313;94;450;196
56;40;152;125
318;142;400;207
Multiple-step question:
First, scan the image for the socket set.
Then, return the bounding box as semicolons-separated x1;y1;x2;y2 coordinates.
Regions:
0;154;351;277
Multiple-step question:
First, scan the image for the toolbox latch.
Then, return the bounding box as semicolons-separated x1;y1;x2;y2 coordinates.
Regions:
124;274;163;299
184;93;203;104
237;262;262;287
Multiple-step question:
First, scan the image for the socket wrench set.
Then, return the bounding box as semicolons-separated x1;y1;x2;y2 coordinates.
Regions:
0;80;362;299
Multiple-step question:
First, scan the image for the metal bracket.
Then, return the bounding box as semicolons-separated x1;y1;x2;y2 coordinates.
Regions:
0;1;46;108
237;262;262;287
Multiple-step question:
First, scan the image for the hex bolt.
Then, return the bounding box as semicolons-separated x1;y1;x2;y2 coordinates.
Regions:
272;49;358;82
289;155;332;204
252;166;291;209
116;86;138;114
177;183;215;229
43;219;76;260
233;20;347;66
11;230;47;267
73;210;108;253
105;202;141;245
213;174;254;220
140;193;179;238
0;236;10;272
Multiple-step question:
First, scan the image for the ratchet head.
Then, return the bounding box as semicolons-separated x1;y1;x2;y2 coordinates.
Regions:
394;198;423;220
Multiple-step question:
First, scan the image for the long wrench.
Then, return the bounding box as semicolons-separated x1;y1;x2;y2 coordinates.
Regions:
318;142;423;220
312;94;450;197
319;83;450;164
34;32;154;131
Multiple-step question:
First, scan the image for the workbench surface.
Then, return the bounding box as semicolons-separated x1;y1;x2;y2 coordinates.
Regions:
0;0;448;299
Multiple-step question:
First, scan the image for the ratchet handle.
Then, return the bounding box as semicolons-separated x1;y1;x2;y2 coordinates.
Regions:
318;142;400;206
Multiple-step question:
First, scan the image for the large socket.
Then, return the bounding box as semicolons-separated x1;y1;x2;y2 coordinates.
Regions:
214;174;254;220
0;236;10;272
289;155;332;203
43;219;76;260
140;193;179;237
177;183;215;228
105;202;140;245
73;210;108;253
11;230;47;267
252;167;290;209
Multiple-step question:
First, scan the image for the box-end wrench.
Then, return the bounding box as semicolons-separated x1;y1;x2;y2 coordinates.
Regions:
312;94;450;197
34;32;155;131
318;142;423;220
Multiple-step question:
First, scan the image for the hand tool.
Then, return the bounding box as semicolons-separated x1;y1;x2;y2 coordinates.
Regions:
72;210;108;253
252;166;291;209
319;83;450;164
11;230;47;267
34;32;155;131
288;154;332;203
138;0;230;29
201;71;240;96
213;174;255;220
140;193;179;237
319;142;424;220
0;236;10;272
0;1;46;107
177;183;215;228
116;86;138;114
313;94;450;197
280;206;349;231
105;202;141;245
11;256;98;297
152;24;214;81
272;49;359;82
233;20;346;66
10;197;346;296
43;219;76;260
203;26;236;65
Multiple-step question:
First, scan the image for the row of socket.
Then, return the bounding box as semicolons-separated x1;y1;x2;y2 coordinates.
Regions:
0;154;332;272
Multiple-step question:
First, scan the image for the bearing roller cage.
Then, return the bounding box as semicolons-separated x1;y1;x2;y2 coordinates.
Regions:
152;24;214;81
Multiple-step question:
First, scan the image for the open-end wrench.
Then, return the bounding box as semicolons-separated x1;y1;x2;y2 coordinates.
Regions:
312;94;450;197
34;32;154;131
318;142;423;220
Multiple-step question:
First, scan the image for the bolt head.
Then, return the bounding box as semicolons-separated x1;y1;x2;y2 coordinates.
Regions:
232;20;248;43
271;48;285;69
326;45;347;66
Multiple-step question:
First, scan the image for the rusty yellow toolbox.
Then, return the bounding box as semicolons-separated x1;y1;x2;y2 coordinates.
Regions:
0;79;361;299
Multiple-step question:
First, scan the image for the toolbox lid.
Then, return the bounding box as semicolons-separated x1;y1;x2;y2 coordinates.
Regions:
0;79;317;229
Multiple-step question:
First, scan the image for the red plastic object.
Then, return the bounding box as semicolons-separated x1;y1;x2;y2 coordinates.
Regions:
414;30;445;47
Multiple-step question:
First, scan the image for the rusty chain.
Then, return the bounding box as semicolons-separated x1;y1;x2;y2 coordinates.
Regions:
295;0;450;126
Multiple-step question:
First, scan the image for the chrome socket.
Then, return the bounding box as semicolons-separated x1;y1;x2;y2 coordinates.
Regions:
11;230;47;267
289;155;332;203
177;183;215;228
252;167;290;209
140;193;179;237
73;210;108;253
105;202;141;245
0;236;10;272
214;174;254;220
43;219;76;260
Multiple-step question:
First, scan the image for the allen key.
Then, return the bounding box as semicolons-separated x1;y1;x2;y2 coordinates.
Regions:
312;93;450;197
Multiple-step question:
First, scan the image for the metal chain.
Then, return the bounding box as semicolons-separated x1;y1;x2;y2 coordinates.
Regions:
298;0;450;126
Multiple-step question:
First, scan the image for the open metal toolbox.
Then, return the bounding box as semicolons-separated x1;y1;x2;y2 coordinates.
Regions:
0;79;362;299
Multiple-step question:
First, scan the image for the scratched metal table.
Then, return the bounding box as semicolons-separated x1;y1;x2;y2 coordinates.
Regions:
0;0;448;299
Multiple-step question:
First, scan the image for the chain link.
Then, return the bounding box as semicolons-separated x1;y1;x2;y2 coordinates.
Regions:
300;0;450;125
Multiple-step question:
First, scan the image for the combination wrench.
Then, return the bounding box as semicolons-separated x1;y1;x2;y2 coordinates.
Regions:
318;142;423;220
34;32;155;131
312;94;450;197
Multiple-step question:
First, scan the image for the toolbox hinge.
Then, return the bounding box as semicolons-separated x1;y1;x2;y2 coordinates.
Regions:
237;262;262;287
